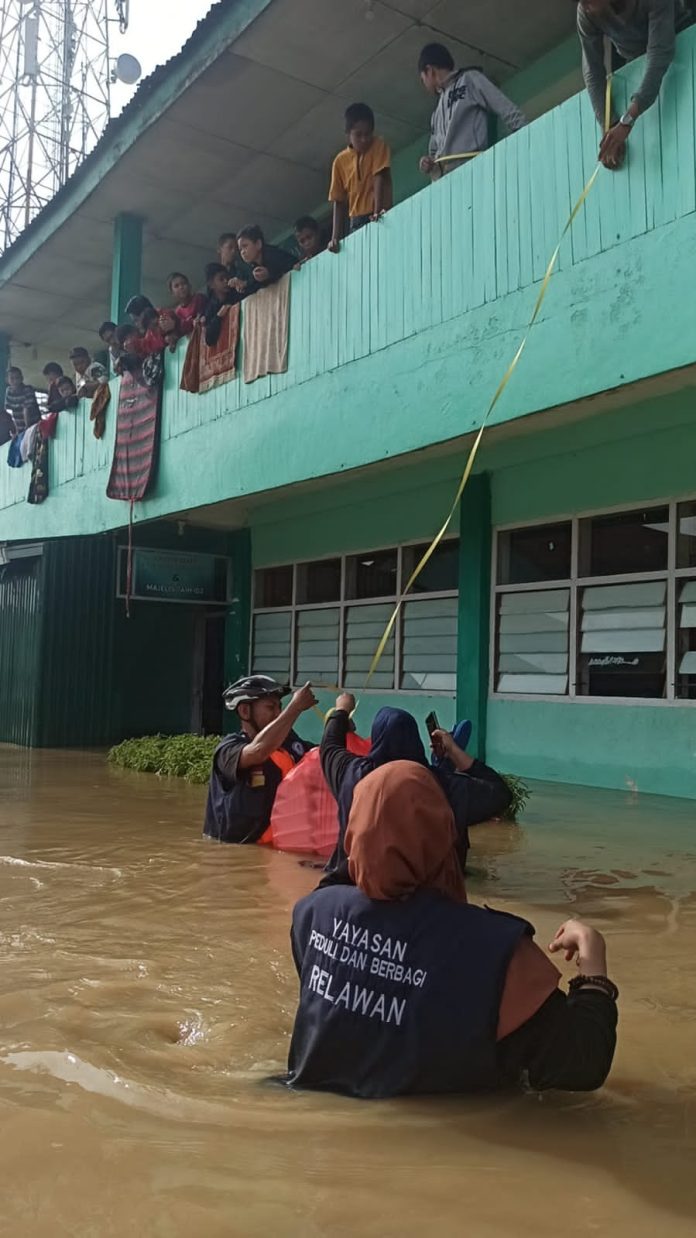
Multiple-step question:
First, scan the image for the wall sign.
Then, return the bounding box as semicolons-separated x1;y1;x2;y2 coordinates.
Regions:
117;547;230;605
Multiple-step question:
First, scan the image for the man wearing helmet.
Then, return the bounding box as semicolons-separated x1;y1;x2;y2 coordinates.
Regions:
203;675;318;844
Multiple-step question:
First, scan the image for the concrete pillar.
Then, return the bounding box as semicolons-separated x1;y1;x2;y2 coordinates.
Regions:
110;213;143;324
0;331;10;383
224;528;252;733
456;473;492;760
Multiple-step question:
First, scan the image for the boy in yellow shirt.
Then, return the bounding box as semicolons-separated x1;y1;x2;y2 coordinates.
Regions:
328;103;392;253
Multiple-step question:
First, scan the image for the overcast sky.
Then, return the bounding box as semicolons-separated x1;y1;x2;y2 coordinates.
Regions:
111;1;215;115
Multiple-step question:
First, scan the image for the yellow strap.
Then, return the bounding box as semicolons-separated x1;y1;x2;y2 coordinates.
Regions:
434;152;480;164
362;78;612;692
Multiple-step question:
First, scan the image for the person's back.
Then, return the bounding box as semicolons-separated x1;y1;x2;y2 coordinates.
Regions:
288;761;618;1100
289;883;529;1098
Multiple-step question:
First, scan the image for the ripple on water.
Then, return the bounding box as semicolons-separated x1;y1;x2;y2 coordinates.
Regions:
1;750;696;1236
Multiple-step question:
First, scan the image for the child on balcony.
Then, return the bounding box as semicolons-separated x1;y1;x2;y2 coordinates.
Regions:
56;377;79;411
124;296;168;356
217;232;249;285
42;362;64;411
167;272;206;337
417;43;526;180
328;103;392;253
202;263;240;347
294;216;327;263
98;322;121;368
232;226;296;299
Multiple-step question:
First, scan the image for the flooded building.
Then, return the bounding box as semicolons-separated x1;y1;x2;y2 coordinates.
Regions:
1;0;695;801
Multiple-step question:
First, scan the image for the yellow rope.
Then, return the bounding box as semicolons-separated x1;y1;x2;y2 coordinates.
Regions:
360;79;613;694
434;152;480;164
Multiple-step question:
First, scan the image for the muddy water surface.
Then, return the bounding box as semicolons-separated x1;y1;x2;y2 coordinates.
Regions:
1;748;695;1237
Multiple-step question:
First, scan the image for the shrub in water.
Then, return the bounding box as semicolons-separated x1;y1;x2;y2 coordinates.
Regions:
108;734;221;784
500;773;530;821
109;737;532;814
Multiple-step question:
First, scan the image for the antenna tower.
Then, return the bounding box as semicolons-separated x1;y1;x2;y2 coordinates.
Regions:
0;1;131;253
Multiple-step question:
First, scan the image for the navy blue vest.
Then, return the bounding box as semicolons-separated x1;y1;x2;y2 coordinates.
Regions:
288;885;532;1098
203;731;309;844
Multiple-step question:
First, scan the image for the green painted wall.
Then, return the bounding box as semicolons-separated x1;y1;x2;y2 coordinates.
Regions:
483;393;696;798
488;698;696;798
3;33;696;544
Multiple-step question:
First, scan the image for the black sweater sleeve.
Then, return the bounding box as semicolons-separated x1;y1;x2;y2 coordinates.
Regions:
320;711;361;802
497;988;618;1092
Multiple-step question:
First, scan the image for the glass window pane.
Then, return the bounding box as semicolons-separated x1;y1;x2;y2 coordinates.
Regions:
676;577;696;699
577;581;666;698
254;565;293;608
401;539;459;593
344;604;394;689
345;549;398;599
401;597;457;692
497;523;571;585
295;558;341;604
295;608;340;683
677;501;696;569
251;611;291;683
495;589;569;695
578;507;668;577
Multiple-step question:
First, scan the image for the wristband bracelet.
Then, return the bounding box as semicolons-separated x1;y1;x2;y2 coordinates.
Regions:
568;974;619;1001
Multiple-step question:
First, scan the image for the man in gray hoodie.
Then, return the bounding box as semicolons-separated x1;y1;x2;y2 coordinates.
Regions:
418;43;526;180
576;0;692;170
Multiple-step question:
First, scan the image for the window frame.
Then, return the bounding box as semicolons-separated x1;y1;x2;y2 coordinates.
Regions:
490;498;696;707
250;537;459;695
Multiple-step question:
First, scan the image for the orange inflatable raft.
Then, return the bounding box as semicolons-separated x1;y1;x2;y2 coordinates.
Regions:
263;733;371;856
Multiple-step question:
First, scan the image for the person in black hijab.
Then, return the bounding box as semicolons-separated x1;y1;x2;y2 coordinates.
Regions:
319;697;512;885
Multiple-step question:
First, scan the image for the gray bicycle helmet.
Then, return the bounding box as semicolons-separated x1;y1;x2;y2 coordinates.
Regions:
223;674;289;712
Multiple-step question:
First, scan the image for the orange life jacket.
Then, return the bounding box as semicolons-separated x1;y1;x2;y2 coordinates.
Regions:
257;747;297;845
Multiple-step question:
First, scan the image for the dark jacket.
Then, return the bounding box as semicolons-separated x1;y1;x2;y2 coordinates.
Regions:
239;244;295;298
288;884;617;1098
203;729;313;844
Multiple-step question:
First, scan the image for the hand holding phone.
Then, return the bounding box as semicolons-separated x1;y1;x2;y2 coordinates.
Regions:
426;711;445;759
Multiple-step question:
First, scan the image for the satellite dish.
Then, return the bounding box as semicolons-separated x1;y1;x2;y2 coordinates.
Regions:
113;53;141;85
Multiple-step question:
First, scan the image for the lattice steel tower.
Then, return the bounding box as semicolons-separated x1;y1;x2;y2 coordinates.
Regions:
0;1;131;252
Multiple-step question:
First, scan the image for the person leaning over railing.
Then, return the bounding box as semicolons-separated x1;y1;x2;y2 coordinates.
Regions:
231;226;298;299
327;103;393;253
417;42;527;181
575;0;693;170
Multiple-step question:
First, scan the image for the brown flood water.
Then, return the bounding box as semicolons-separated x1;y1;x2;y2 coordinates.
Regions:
1;747;696;1237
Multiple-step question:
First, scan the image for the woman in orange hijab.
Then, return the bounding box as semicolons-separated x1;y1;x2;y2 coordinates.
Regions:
287;762;618;1099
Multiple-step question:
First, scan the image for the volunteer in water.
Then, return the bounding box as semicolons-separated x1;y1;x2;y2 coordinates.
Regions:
203;675;317;844
287;760;618;1098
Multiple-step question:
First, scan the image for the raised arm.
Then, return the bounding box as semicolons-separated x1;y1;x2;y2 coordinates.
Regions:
321;694;360;800
237;683;317;770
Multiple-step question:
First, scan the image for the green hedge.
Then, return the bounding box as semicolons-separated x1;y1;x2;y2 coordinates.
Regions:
108;733;531;818
108;733;221;784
